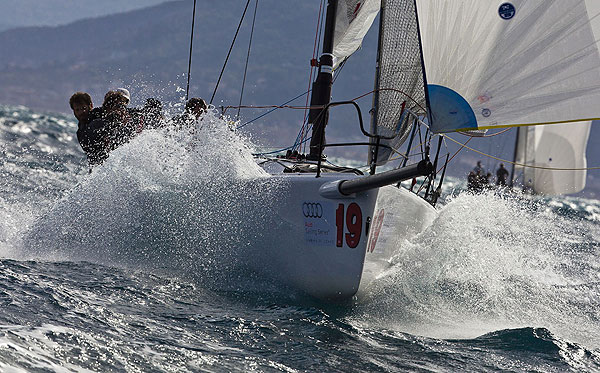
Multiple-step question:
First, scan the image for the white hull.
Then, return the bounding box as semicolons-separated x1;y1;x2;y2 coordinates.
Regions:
246;173;436;300
247;173;378;299
360;185;437;292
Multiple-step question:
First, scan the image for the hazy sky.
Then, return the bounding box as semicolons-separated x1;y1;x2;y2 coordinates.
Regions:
0;0;176;30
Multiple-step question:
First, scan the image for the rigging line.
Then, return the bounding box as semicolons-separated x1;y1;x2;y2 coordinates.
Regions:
237;0;259;120
253;136;312;156
443;134;600;171
235;90;309;129
235;86;426;131
437;136;472;174
332;58;348;83
185;0;197;101
386;122;433;162
230;87;427;113
350;88;427;113
416;175;431;195
228;104;316;110
210;0;252;105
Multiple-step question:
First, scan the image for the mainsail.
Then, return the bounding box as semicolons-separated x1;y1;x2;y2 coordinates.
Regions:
369;0;428;164
333;0;381;67
513;121;591;195
417;0;600;133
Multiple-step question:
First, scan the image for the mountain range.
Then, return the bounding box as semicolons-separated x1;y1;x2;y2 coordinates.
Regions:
0;0;366;141
0;0;176;31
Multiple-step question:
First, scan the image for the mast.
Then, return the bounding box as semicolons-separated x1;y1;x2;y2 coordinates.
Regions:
509;128;520;187
307;0;338;160
368;0;385;173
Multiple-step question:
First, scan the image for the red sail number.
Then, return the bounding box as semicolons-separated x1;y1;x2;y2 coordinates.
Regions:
335;203;363;248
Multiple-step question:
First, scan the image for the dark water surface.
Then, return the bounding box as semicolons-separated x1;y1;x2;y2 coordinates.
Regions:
1;105;600;372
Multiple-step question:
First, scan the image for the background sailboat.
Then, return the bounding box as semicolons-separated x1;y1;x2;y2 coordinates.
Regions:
512;121;592;195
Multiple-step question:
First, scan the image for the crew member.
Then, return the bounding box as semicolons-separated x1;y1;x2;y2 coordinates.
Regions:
69;92;103;165
172;97;208;128
496;163;509;186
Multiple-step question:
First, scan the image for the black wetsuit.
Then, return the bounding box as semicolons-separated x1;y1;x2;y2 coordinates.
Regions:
496;167;509;186
77;108;109;165
76;107;142;166
171;113;196;129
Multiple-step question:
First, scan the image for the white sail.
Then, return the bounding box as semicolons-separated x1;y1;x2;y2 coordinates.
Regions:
333;0;380;67
514;121;591;195
369;0;428;165
416;0;600;133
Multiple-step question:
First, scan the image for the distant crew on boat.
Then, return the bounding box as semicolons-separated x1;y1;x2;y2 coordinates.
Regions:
496;163;509;186
70;90;208;167
467;160;491;192
467;161;511;192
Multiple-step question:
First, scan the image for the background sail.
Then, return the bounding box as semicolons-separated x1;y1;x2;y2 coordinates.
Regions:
417;0;600;133
333;0;380;68
513;121;591;195
369;0;428;165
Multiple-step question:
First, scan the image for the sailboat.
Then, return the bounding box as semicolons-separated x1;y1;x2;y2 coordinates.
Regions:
512;121;592;195
239;0;600;299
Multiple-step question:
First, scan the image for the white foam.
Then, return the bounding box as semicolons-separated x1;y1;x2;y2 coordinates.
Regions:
353;191;600;348
18;112;285;290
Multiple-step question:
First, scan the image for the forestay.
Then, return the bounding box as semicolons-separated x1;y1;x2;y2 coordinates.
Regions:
513;121;591;195
333;0;381;68
417;0;600;133
369;0;428;165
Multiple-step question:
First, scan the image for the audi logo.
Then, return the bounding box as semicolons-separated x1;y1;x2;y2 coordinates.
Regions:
302;202;323;218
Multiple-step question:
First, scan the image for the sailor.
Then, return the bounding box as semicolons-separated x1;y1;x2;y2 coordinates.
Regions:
496;163;509;186
172;97;207;129
116;87;145;133
101;90;141;150
79;89;140;166
473;160;484;175
69;92;104;165
142;98;165;128
467;171;479;192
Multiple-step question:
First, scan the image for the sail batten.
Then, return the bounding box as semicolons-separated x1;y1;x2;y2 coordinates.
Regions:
416;0;600;133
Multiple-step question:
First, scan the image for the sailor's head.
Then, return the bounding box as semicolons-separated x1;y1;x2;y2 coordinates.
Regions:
185;97;207;119
103;90;128;114
69;92;93;122
477;161;482;167
115;88;130;105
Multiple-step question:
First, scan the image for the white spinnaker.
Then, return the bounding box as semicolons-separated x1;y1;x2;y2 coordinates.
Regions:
333;0;380;68
417;0;600;132
514;121;591;195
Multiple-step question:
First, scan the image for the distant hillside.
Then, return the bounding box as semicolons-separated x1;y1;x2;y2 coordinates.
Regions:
0;0;376;142
0;0;176;31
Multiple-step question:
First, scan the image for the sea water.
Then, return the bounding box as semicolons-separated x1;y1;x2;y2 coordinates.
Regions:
1;104;599;372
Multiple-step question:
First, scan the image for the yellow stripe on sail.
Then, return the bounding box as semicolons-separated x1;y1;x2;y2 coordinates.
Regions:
443;134;600;171
440;118;600;134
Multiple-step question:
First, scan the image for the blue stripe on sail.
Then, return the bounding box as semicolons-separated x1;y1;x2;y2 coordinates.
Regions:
428;84;477;133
